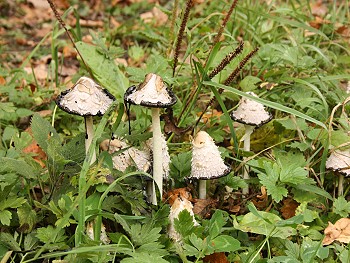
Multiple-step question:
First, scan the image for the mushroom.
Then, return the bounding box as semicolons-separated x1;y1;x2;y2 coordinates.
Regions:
326;148;350;196
188;131;231;199
56;76;115;164
168;189;198;242
230;92;272;195
100;138;151;173
124;73;177;204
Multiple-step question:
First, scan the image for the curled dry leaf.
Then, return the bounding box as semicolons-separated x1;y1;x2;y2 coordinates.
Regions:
323;218;350;245
280;198;299;219
203;252;229;263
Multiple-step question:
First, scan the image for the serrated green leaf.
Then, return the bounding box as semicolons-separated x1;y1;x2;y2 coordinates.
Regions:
0;196;26;210
0;210;12;225
333;196;350;217
17;203;37;233
233;211;296;239
189;233;204;251
0;157;36;179
31;113;60;153
209;235;240;253
239;75;261;92
120;251;168;263
0;232;21;251
208;210;226;239
174;210;195;238
36;226;67;244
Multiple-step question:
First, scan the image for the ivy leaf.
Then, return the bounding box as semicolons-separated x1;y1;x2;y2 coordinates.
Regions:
333;196;350;217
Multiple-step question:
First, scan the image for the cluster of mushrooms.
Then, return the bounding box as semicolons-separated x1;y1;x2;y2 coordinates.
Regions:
55;72;349;242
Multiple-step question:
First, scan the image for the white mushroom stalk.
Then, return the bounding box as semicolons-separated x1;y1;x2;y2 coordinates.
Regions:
326;149;350;196
124;73;177;205
230;92;272;195
56;76;115;164
189;131;231;199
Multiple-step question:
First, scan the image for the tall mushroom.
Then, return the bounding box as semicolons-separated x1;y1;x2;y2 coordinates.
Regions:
188;131;231;199
56;76;115;164
124;73;177;204
326;148;350;196
230;92;272;195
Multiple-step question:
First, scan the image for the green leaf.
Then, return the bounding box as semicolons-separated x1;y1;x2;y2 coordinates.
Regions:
0;196;26;210
31;113;60;153
174;210;195;238
120;251;169;263
36;225;67;244
209;235;240;253
233;211;296;239
239;76;261;92
208;210;227;239
17;203;37;232
75;41;129;99
0;157;36;179
0;232;21;251
333;196;350;217
0;210;12;226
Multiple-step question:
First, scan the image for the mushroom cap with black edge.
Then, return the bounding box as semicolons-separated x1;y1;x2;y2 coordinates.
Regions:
189;131;231;180
124;73;177;108
230;91;272;127
326;149;350;177
56;76;115;116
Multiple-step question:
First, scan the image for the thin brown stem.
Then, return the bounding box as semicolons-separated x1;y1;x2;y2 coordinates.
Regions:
208;40;244;79
224;47;259;85
173;0;193;77
46;0;93;79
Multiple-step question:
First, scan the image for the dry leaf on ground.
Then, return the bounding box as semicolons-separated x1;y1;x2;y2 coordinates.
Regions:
323;218;350;245
280;198;299;219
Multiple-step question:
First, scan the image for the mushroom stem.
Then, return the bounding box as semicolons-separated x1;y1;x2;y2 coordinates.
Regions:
242;125;254;195
338;174;344;196
151;107;163;205
146;180;157;204
198;180;207;199
85;116;96;164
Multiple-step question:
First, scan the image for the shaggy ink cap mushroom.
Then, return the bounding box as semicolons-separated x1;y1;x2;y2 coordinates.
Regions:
190;131;231;180
124;73;177;108
326;149;350;176
56;76;115;164
230;91;272;127
56;76;115;116
326;149;350;196
123;73;177;205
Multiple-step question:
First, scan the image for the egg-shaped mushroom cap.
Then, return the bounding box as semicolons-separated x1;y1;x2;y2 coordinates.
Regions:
326;149;350;176
189;131;231;180
124;73;177;108
56;76;115;116
230;92;272;127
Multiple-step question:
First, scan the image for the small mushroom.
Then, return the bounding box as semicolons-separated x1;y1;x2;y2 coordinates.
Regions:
326;148;350;196
188;131;231;199
56;76;115;164
100;138;151;173
230;92;272;195
168;190;198;242
124;73;177;205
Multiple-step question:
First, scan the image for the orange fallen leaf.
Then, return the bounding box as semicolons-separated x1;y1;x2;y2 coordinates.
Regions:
323;218;350;245
164;187;192;205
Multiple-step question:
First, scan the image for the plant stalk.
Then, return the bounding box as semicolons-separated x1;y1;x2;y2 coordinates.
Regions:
338;174;344;196
151;108;163;205
85;116;96;164
198;180;207;199
242;125;254;195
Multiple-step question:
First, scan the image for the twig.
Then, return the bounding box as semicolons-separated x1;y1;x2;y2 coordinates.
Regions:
46;0;93;79
173;0;193;77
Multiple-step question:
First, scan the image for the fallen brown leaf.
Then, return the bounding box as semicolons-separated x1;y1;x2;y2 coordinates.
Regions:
164;187;192;205
323;218;350;246
280;198;299;219
193;198;218;218
203;252;229;263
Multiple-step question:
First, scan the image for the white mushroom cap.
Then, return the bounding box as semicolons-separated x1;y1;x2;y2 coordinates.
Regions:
124;73;177;108
230;92;272;127
190;131;231;180
100;139;151;173
168;196;198;241
326;149;350;176
56;76;115;116
146;134;170;178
